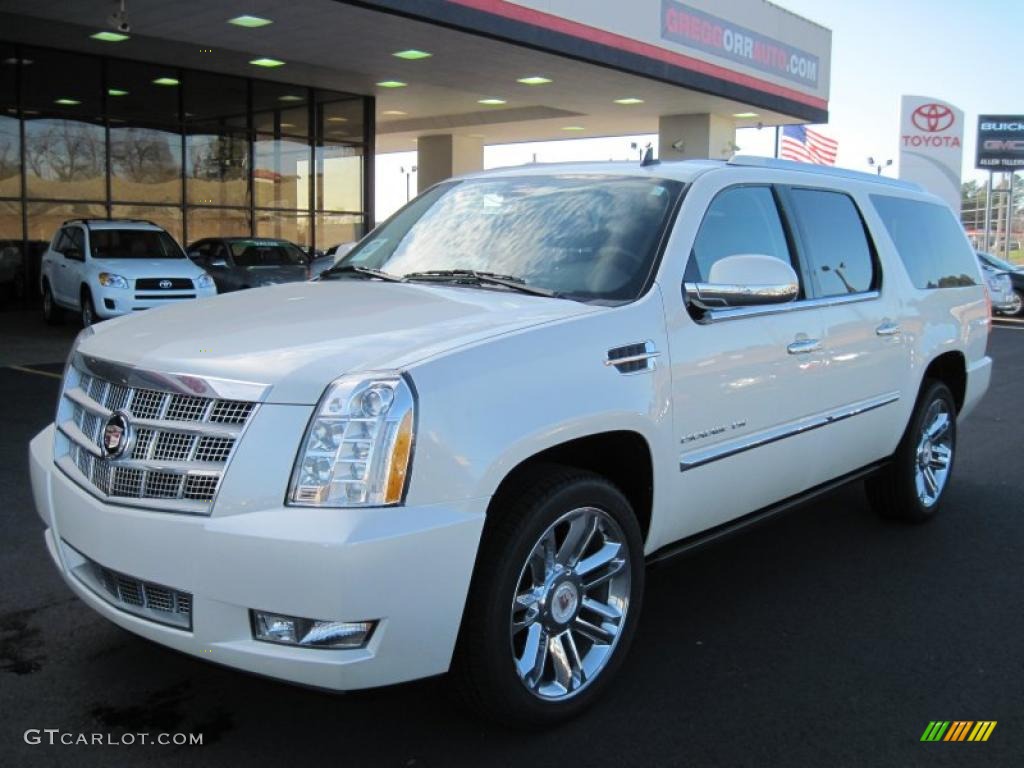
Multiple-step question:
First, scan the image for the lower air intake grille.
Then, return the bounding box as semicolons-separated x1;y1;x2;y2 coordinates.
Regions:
64;542;193;630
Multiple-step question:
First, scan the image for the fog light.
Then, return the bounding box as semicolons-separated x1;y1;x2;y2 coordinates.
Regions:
251;610;375;649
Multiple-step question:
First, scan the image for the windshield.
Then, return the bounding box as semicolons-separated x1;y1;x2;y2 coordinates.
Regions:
230;240;307;267
90;229;184;259
335;175;684;302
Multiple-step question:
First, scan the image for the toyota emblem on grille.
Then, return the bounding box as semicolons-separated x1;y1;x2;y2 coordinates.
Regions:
102;411;132;459
159;279;173;289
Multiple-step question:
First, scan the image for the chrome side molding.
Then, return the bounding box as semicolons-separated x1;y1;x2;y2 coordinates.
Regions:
679;391;900;471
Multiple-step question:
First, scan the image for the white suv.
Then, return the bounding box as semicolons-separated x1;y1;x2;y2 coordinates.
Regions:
40;219;216;326
29;158;991;725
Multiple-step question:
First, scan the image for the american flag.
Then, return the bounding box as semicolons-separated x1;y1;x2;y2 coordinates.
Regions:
779;125;838;166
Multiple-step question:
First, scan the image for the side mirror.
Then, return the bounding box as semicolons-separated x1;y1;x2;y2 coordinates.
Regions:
685;254;799;310
209;258;228;268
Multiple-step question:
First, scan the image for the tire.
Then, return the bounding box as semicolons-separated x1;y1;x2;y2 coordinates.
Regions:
451;465;645;726
866;380;957;523
1007;289;1024;318
80;288;96;328
42;281;63;325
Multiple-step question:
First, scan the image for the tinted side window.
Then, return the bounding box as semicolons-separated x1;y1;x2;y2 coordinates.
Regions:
686;186;792;283
870;195;978;289
67;227;85;255
787;189;876;297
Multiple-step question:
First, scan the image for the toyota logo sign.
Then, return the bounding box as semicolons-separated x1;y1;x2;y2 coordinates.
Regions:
912;103;955;133
159;279;173;289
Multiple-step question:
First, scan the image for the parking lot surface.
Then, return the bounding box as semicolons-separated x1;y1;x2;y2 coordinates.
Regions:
2;322;1022;767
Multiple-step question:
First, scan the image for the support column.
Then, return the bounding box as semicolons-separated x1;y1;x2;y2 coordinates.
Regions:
658;114;736;161
417;134;484;193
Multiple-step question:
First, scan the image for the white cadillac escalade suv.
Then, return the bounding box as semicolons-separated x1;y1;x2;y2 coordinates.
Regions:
29;157;991;725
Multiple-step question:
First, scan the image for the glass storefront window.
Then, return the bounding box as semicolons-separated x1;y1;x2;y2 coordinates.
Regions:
0;114;17;197
315;142;362;213
185;208;251;245
111;126;183;204
185;72;248;128
255;210;310;247
24;118;106;200
317;95;364;145
254;136;309;210
110;204;183;244
0;199;20;244
105;61;180;125
186;131;250;207
25;201;105;242
315;212;364;251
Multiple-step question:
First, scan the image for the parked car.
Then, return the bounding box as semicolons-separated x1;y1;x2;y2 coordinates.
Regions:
39;219;216;326
977;251;1023;316
30;157;991;725
187;237;310;292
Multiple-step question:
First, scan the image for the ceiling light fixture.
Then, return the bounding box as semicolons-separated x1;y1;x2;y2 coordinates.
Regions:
91;31;130;42
517;76;551;85
152;77;179;86
278;94;303;102
249;57;285;68
478;98;506;105
376;80;407;89
228;15;273;28
54;98;81;106
382;110;407;116
561;125;585;131
393;49;431;60
614;97;644;105
327;116;348;123
732;111;759;118
107;88;129;97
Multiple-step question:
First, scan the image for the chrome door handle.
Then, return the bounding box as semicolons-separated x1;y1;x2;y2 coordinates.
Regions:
876;322;901;337
787;339;821;355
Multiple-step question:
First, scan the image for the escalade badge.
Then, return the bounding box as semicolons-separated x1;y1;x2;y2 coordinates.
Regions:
102;412;132;459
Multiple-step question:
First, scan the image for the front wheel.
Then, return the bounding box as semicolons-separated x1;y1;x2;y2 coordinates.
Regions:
80;288;96;327
866;380;957;523
1005;289;1024;318
42;282;63;325
452;467;644;725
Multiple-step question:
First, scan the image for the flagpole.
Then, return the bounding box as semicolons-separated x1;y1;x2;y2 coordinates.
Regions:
774;126;780;158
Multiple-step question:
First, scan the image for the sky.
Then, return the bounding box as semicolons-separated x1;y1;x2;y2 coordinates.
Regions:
375;0;1023;219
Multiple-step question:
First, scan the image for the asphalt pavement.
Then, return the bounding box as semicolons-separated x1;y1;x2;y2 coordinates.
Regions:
1;322;1022;767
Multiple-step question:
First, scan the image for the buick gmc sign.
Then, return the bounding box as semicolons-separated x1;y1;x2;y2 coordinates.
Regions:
976;115;1024;170
661;0;819;87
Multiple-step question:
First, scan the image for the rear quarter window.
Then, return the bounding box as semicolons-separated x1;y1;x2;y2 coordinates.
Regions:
870;195;978;289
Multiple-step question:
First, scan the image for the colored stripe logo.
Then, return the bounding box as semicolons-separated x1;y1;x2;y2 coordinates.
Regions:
921;721;997;742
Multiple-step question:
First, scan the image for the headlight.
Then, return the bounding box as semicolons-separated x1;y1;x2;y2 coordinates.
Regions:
97;272;128;289
288;373;415;507
196;273;215;290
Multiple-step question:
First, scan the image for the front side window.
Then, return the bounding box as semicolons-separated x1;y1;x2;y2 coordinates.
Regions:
686;186;793;283
870;195;978;289
89;229;184;259
785;188;876;297
335;175;684;303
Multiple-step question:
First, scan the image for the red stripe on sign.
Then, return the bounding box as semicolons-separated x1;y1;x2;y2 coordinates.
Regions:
447;0;828;110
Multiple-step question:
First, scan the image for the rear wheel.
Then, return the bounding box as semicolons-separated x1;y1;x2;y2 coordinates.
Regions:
42;281;63;325
452;467;644;725
866;380;956;523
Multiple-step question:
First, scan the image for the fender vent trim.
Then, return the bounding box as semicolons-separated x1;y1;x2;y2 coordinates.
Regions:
606;341;659;374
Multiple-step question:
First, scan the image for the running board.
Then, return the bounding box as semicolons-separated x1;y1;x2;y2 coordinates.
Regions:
645;461;887;567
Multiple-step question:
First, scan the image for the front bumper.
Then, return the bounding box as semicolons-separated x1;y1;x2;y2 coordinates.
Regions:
30;425;486;690
94;285;218;319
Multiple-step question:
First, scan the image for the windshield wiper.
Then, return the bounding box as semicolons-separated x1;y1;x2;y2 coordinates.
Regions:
319;265;405;282
402;270;560;298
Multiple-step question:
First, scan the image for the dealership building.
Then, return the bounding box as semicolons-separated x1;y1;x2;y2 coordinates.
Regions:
0;0;830;289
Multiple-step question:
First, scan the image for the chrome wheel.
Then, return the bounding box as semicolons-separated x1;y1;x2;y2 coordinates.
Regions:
510;506;630;701
1007;291;1024;317
914;399;953;508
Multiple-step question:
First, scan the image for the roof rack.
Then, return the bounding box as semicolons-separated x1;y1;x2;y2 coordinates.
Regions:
727;155;922;190
61;218;160;228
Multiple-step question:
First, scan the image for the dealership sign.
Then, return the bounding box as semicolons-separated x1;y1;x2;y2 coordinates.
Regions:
976;115;1024;171
898;95;963;214
661;0;819;88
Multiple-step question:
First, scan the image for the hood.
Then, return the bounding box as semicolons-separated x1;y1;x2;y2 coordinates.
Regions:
82;280;598;403
91;258;206;280
235;264;308;284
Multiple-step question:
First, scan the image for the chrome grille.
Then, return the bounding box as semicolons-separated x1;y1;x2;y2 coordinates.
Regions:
55;362;258;515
